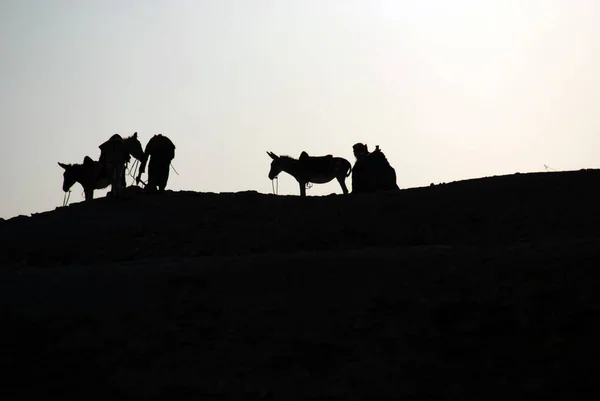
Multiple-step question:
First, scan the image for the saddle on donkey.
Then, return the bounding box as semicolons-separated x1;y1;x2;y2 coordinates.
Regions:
298;151;335;182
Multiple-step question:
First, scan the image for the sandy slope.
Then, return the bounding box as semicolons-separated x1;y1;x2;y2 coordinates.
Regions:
1;170;600;399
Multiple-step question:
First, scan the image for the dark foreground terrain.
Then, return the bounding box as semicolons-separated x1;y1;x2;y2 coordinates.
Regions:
1;170;600;399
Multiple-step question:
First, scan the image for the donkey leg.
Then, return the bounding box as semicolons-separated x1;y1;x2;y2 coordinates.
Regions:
116;166;125;196
299;182;306;197
111;170;122;199
84;189;93;201
111;178;118;199
337;176;349;195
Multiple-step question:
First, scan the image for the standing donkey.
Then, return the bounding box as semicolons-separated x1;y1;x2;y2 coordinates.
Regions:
98;132;145;198
266;151;352;197
58;156;109;202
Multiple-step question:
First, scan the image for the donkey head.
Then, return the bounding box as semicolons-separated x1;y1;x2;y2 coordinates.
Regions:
58;162;77;192
267;151;282;180
125;132;145;162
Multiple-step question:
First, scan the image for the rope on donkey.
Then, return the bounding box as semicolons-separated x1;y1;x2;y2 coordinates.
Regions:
127;159;140;180
62;190;71;207
170;162;179;175
124;159;142;187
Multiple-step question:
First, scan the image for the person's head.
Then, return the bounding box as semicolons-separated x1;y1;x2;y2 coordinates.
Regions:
353;143;368;160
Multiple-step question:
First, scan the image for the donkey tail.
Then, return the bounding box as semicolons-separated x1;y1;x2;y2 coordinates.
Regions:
346;162;352;177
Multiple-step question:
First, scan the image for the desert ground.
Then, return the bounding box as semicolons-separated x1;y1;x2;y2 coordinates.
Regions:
1;169;600;399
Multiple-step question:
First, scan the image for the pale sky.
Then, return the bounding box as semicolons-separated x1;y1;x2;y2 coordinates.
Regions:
2;0;600;218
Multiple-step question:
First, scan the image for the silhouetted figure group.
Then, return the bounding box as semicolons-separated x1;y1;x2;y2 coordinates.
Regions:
58;132;176;202
59;132;395;204
267;143;399;197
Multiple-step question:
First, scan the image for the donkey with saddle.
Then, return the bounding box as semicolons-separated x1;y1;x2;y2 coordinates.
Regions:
267;150;352;197
57;156;109;203
98;132;145;198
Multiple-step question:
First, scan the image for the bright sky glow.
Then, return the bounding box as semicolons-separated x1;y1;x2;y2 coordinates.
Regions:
2;0;600;218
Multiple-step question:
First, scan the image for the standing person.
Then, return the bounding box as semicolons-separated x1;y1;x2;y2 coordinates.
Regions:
137;134;176;192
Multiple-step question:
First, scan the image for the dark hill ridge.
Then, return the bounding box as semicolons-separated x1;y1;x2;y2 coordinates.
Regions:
2;170;600;399
1;169;600;267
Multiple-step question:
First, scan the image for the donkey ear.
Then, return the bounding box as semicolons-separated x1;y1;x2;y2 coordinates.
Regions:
132;132;137;139
58;162;68;169
267;151;277;160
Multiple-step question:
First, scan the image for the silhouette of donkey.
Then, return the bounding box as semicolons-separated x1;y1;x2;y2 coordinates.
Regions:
58;156;109;202
98;132;145;198
267;151;352;197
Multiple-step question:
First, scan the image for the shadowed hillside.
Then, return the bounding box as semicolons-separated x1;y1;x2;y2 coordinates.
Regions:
1;170;600;399
2;169;600;267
